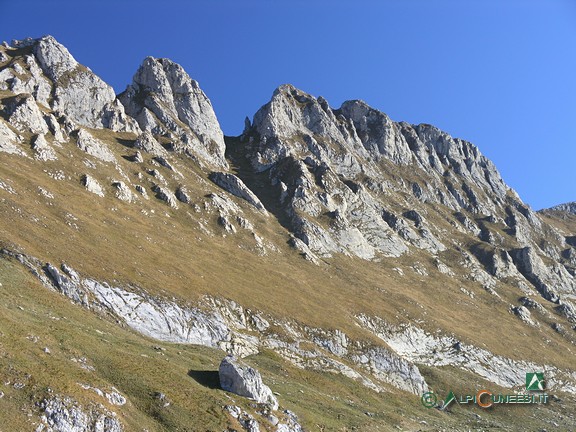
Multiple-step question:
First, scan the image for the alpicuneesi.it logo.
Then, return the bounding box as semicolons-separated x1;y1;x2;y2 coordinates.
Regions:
421;372;549;410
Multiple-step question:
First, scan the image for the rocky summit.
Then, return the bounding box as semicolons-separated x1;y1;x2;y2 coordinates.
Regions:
1;36;576;432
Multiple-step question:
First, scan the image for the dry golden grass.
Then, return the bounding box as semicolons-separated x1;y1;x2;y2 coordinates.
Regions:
0;130;574;371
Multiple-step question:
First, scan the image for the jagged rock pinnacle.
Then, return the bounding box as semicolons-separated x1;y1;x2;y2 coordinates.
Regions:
119;56;228;168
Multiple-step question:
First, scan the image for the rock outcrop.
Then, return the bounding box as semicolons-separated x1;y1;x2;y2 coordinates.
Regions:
209;172;267;213
32;134;57;161
4;93;49;134
112;181;134;202
6;36;139;133
510;247;575;303
236;85;508;259
81;174;104;197
118;56;227;168
219;355;279;410
133;130;165;155
39;395;123;432
541;201;576;215
0;119;24;155
357;314;576;393
75;129;116;163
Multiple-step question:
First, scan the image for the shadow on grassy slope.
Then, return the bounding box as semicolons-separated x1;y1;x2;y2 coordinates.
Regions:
188;369;221;389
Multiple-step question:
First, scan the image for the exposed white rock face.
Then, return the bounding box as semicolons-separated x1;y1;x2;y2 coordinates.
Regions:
40;262;248;353
111;181;134;202
118;56;227;167
351;346;429;395
44;263;88;306
26;36;139;133
81;174;104;197
39;395;123;432
224;405;261;432
75;129;116;163
249;84;509;211
510;305;538;326
276;410;305;432
240;85;472;259
209;172;267;213
132;131;164;155
250;85;369;175
3;36;136;133
489;249;521;279
0;54;52;107
4;93;49;134
32;134;57;161
510;247;576;303
32;36;78;81
219;355;279;410
236;84;524;260
27;257;431;396
357;314;576;393
542;201;576;215
339;100;413;164
44;114;66;143
0;118;24;155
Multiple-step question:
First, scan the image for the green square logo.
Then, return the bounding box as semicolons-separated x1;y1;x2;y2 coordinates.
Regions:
526;372;545;391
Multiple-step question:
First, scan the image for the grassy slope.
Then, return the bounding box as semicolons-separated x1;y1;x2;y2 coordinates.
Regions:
2;255;575;432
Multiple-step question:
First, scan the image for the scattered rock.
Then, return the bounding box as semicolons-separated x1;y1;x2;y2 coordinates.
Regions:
130;150;144;163
152;184;178;208
32;134;57;161
175;185;191;203
135;184;148;199
224;405;261;432
39;395;123;432
105;388;127;406
133;131;164;155
76;129;116;163
38;186;54;199
219;355;279;410
153;155;176;171
276;410;305;432
218;215;237;233
112;181;134;202
519;296;547;314
556;301;576;323
81;174;104;197
511;305;538;326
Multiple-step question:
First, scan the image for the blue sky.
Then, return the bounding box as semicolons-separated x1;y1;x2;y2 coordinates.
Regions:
1;1;575;210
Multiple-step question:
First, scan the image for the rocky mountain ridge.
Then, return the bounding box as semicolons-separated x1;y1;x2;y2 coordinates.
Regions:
541;201;576;216
1;35;576;431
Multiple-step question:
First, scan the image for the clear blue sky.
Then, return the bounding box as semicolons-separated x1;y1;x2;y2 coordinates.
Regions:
2;1;575;210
